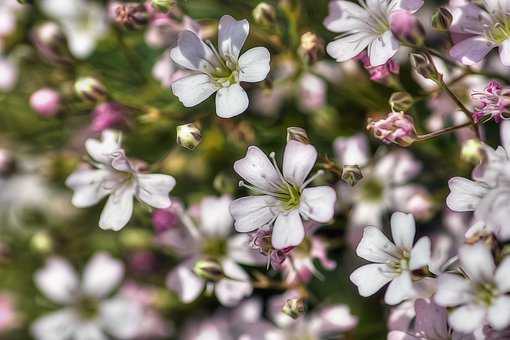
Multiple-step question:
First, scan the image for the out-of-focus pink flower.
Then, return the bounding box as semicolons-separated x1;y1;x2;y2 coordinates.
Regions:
471;80;510;123
0;58;17;92
152;202;182;233
90;102;127;132
298;73;326;111
367;111;417;146
129;251;157;274
0;294;17;333
30;88;61;118
393;185;434;221
145;15;200;48
356;51;399;82
390;10;425;45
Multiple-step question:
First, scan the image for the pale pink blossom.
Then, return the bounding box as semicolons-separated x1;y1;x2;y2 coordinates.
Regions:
30;88;61;118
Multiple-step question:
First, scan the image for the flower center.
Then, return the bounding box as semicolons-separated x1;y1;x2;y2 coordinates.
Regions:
475;282;498;306
389;249;410;273
77;296;100;320
487;20;510;44
202;237;228;258
360;178;384;201
280;184;302;211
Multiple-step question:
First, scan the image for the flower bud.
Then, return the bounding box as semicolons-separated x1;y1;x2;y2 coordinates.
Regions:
410;52;442;84
151;0;175;12
431;7;453;32
30;88;61;118
282;298;305;319
390;10;425;46
341;165;363;186
213;172;236;194
299;32;324;63
74;77;108;102
30;231;53;254
90;102;127;132
367;112;417;147
253;2;277;26
152;207;179;233
287;127;310;144
193;259;224;282
389;91;413;112
176;123;202;150
115;3;149;30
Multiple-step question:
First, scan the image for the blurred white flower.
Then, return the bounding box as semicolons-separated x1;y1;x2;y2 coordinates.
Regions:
350;212;431;305
31;253;143;340
0;57;17;92
66;130;176;231
230;140;336;249
434;243;510;333
170;15;270;117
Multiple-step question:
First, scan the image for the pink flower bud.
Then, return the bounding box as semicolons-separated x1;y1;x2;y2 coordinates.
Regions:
390;10;425;46
367;111;417;146
90;102;127;132
30;88;61;117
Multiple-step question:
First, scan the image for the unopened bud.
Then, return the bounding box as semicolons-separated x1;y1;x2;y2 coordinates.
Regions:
151;0;175;12
30;231;53;254
390;10;425;46
193;259;224;282
367;111;417;147
282;298;305;319
287;127;310;144
213;172;236;194
253;2;277;26
30;88;61;118
461;139;483;164
432;7;453;32
410;52;442;84
176;123;202;150
74;77;108;102
389;91;413;112
341;165;363;186
32;22;71;65
115;3;149;30
299;32;324;63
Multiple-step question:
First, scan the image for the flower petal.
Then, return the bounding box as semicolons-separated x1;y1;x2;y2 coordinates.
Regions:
98;182;135;231
397;0;423;12
446;177;488;212
65;169;112;207
385;271;414;305
170;30;219;72
323;1;367;32
450;37;495;66
215;259;252;307
300;186;336;222
233;146;283;192
82;252;124;299
390;212;416;250
350;263;394;297
459;243;495;283
488;296;510;330
227;234;266;266
135;173;175;209
448;304;486;334
230;196;280;232
85;130;122;165
326;32;373;62
434;273;474;307
368;30;399;66
166;261;205;303
31;309;80;340
409;237;431;270
218;15;249;60
238;47;271;83
34;258;79;305
334;133;370;166
74;322;107;340
282;140;317;187
100;297;143;339
171;73;218;108
199;195;233;237
215;84;249;118
495;257;510;293
356;226;399;263
271;210;305;249
499;38;510;66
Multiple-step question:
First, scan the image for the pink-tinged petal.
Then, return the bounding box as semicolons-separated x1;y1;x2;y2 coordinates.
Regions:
85;130;122;165
448;304;486;333
238;47;271;83
230;196;280;232
374;150;421;184
414;299;449;339
495;257;510;292
450;37;495;66
65;169;113;207
397;0;423;12
487;296;510;330
170;30;219;72
390;212;416;250
227;234;266;266
326;32;374;62
311;305;358;334
233;146;283;192
387;331;419;340
271;210;305;249
334;133;370;166
434;274;474;306
323;1;367;33
218;15;249;60
282;140;317;186
98;182;135;231
385;271;414;305
388;300;415;331
459;243;495;283
215;83;249;118
446;177;488;212
368;31;399;66
166;261;204;303
34;258;79;305
215;259;252;307
82;252;124;299
499;38;510;66
350;263;395;297
100;297;143;339
30;309;80;340
135;174;175;209
409;237;431;270
199;195;233;237
300;186;336;223
171;74;218;108
356;226;399;263
449;3;489;34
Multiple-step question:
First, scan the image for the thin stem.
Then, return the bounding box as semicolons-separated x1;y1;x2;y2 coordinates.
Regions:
440;81;480;138
416;121;473;141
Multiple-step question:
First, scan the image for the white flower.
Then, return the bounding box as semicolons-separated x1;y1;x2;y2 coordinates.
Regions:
65;130;176;231
229;140;337;250
434;243;510;333
350;212;431;305
40;0;108;59
323;0;424;66
165;195;265;307
31;253;143;340
170;15;271;118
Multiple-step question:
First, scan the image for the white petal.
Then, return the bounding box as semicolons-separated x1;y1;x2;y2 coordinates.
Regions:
215;84;249;118
31;309;80;340
390;212;416;250
368;31;399;66
170;30;219;72
233;146;283;192
488;296;510;330
82;252;124;299
374;151;421;184
100;297;143;339
230;196;280;232
65;169;112;207
238;47;270;83
85;130;122;165
356;226;399;263
323;1;367;32
499;38;510;66
397;0;424;12
385;271;414;305
446;177;488;212
166;261;205;303
98;182;135;231
334;133;370;166
171;73;218;108
218;15;249;60
74;323;107;340
311;305;358;334
34;258;79;305
199;195;233;237
448;304;486;334
271;210;305;249
135;174;175;209
409;237;431;270
215;259;252;307
300;186;336;222
326;32;373;62
227;234;266;266
495;257;510;292
434;274;474;307
282;140;317;186
459;243;495;283
350;263;394;297
450;37;495;66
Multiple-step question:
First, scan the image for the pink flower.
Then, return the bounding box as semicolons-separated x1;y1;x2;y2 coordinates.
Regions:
356;51;400;82
367;111;417;146
0;294;17;333
471;80;510;123
90;102;127;132
30;88;61;118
